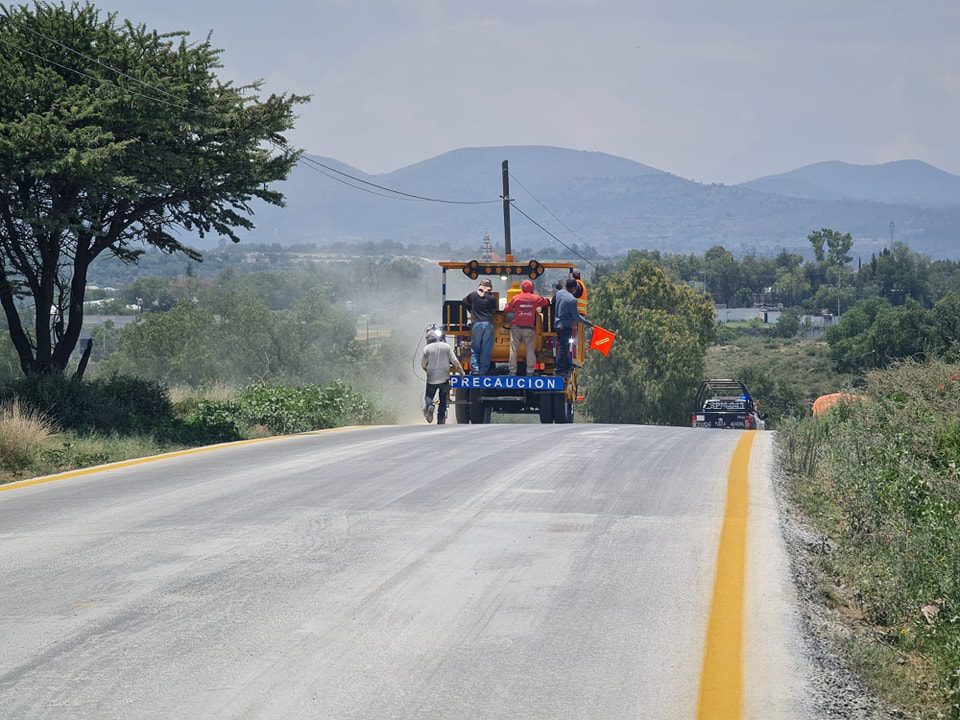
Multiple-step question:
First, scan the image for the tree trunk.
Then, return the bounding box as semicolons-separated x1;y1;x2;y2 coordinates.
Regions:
50;247;90;373
0;278;36;375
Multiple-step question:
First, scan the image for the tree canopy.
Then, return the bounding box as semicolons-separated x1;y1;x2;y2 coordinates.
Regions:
583;255;715;424
0;2;307;375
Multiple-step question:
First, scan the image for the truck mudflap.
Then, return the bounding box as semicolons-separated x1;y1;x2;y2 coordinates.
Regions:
451;375;566;392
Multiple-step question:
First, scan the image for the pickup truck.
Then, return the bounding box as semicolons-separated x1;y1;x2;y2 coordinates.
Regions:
691;379;766;430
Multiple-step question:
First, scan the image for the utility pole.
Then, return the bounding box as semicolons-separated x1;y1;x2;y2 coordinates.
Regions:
501;160;512;260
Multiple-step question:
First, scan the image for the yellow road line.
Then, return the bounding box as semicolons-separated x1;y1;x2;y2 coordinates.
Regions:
696;431;757;720
0;425;383;494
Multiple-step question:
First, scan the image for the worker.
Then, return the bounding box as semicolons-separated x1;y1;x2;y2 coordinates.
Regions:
462;277;497;375
553;278;580;372
503;279;550;376
571;268;588;316
421;326;465;425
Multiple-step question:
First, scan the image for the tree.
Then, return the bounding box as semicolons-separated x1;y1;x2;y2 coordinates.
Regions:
702;245;739;305
930;292;960;359
826;297;934;373
871;243;931;306
772;307;801;338
808;228;853;267
773;266;810;306
0;3;307;376
583;256;715;425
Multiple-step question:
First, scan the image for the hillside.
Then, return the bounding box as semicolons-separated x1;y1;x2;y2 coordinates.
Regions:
234;146;960;259
741;159;960;207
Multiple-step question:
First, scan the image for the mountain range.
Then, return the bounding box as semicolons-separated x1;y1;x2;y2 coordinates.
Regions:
236;146;960;259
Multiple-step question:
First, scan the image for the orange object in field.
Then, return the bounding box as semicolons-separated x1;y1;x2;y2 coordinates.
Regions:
812;392;860;416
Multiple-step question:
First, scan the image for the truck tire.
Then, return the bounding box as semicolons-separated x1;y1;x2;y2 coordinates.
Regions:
538;394;555;423
468;389;485;424
554;392;573;423
455;396;470;424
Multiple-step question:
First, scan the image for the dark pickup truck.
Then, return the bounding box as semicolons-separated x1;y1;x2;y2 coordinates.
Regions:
691;379;766;430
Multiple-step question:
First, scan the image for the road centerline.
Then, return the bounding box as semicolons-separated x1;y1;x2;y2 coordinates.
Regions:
696;431;756;720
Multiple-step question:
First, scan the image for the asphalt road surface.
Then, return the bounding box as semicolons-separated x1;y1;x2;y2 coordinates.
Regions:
0;424;813;719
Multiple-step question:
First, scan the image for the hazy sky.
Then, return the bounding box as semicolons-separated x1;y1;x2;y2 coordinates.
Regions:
99;0;960;182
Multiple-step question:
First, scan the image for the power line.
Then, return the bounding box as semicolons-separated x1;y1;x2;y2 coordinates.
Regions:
295;155;419;201
510;172;593;249
0;36;188;108
4;24;499;206
511;203;597;270
291;154;499;205
15;22;191;107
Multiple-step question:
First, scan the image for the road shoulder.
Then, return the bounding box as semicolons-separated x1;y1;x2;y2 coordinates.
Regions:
771;439;901;720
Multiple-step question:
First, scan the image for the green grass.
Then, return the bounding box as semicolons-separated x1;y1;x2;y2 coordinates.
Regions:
705;333;850;426
707;333;845;404
0;431;181;485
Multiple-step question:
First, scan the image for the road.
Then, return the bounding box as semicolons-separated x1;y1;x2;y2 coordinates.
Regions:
0;425;813;719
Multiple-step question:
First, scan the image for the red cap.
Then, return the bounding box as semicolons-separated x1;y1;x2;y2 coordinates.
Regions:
521;279;534;292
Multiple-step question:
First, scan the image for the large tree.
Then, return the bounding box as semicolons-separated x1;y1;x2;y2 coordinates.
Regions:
583;255;715;425
0;2;307;375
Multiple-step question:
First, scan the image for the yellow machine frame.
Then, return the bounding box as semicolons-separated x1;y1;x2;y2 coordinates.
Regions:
438;259;585;380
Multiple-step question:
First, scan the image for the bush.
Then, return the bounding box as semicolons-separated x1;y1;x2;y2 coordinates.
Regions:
176;399;243;444
779;359;960;715
0;374;174;435
235;381;382;434
173;382;384;439
0;400;56;470
773;307;801;338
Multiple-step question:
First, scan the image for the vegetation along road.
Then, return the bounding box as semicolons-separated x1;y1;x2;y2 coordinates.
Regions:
0;424;812;720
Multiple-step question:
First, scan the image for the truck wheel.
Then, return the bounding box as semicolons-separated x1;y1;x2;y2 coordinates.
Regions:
455;396;470;424
468;389;485;424
539;394;555;423
553;392;567;423
554;392;573;424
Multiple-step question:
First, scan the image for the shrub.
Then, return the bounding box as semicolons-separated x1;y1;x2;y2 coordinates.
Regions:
0;400;56;470
773;307;801;338
0;374;173;435
236;381;382;434
779;359;960;715
177;400;243;444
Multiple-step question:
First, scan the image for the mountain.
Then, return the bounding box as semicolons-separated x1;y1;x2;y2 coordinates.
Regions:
233;146;960;259
741;159;960;207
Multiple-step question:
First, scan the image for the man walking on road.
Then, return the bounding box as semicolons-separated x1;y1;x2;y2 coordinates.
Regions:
462;278;497;375
554;278;580;373
503;279;550;376
421;327;465;425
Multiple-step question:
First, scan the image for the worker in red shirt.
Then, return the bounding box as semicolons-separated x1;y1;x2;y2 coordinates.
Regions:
503;279;550;375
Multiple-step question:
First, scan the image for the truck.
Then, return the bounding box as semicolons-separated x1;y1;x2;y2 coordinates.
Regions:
439;258;585;424
431;159;595;424
691;379;767;430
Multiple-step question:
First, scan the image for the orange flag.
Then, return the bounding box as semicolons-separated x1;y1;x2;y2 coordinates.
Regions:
589;325;616;356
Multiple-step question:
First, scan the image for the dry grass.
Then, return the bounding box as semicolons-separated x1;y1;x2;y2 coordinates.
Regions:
168;383;236;405
0;400;57;470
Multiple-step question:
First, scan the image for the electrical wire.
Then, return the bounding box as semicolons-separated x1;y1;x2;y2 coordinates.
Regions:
291;155;499;205
510;172;593;250
15;22;192;107
411;326;430;382
0;36;190;108
511;203;598;270
296;155;420;201
3;24;500;206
